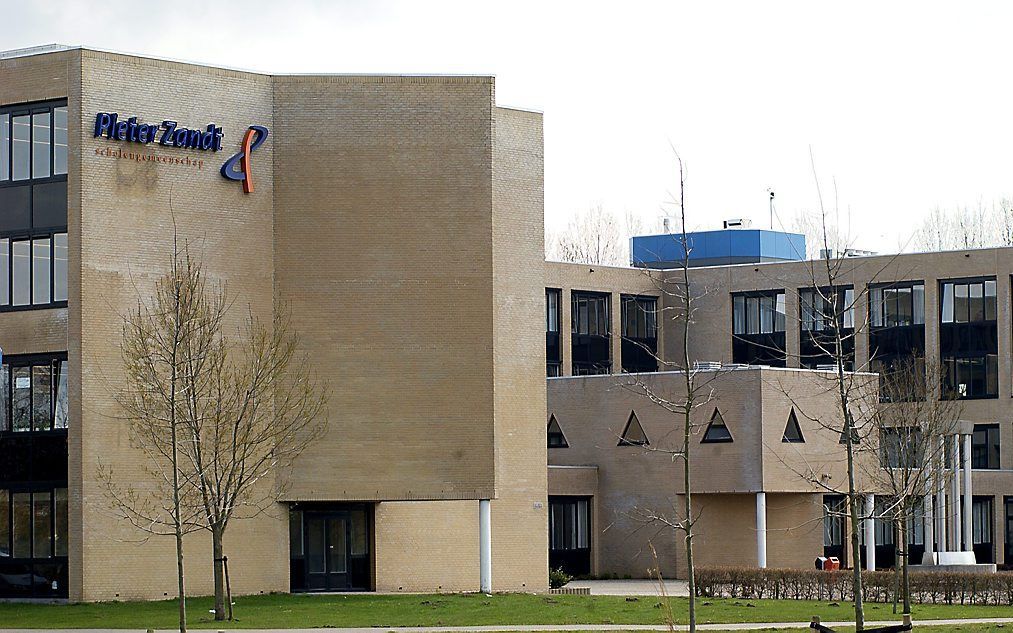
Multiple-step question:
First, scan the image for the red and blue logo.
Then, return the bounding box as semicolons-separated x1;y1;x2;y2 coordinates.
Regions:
220;125;269;194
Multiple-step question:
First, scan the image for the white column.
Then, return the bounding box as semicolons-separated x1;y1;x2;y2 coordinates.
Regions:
756;492;767;568
479;499;492;593
936;436;947;550
923;493;934;561
864;493;875;571
962;433;973;553
950;434;961;550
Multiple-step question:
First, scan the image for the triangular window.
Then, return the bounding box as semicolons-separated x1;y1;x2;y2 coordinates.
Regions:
547;415;569;448
702;408;733;443
782;408;805;443
618;411;649;446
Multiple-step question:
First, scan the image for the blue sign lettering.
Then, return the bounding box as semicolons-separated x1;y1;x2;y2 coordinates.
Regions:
94;112;223;152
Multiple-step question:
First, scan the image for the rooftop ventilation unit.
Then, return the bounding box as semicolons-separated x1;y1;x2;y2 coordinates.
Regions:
816;364;838;372
723;218;752;229
722;363;750;370
693;361;723;371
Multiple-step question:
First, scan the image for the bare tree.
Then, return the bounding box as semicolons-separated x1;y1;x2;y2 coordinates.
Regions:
547;205;648;266
104;240;216;633
865;356;961;615
789;208;849;259
912;199;1013;252
106;239;327;623
621;151;713;633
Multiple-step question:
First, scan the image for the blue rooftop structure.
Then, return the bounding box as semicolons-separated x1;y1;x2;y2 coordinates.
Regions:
631;229;806;269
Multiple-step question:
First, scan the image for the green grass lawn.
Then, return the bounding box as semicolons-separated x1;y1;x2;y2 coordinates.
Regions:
0;593;1010;629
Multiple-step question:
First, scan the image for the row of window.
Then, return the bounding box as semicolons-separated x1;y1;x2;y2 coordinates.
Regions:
735;278;999;333
0;358;70;433
0;488;68;560
547;290;659;376
0;104;68;183
0;234;68;308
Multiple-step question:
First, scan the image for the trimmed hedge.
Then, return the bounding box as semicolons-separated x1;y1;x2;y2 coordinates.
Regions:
696;566;1013;605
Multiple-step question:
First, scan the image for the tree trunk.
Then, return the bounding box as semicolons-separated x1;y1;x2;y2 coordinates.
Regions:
684;406;696;633
901;503;911;615
845;434;865;631
213;527;226;621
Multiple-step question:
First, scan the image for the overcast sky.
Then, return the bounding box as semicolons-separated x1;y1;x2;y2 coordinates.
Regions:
5;0;1012;253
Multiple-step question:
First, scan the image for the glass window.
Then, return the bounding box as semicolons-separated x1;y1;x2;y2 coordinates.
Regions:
32;238;51;305
11;114;30;181
350;510;368;556
306;518;324;573
972;424;1000;469
33;363;52;431
622;296;657;339
944;355;999;399
12;366;31;431
53;489;67;557
289;510;303;558
972;497;992;545
0;239;7;306
735;292;786;335
0;490;8;558
0;364;8;432
53;360;69;430
53;107;67;176
33;491;51;558
912;284;925;324
733;295;745;334
327;519;346;573
32;112;51;179
941;282;954;323
942;279;995;324
12;240;30;306
12;492;30;558
52;233;67;303
0;113;9;181
546;289;559;333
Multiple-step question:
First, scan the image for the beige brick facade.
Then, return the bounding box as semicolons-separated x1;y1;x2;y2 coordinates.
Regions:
1;47;546;601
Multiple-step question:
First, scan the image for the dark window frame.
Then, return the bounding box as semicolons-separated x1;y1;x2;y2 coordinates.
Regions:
0;352;69;435
971;424;1000;470
869;280;925;329
940;277;997;325
0;231;68;311
0;100;68;188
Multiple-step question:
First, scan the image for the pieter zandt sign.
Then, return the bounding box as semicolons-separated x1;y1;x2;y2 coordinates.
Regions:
93;112;268;193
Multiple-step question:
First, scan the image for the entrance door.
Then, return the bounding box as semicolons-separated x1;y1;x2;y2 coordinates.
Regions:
305;514;348;591
291;505;370;592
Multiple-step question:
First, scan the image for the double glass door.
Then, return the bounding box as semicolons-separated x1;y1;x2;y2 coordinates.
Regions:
290;505;370;592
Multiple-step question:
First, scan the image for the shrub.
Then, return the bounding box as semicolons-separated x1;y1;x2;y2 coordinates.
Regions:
549;567;572;589
695;566;1013;606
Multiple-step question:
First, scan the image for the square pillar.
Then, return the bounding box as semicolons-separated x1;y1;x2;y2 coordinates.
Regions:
756;492;767;568
864;494;875;571
962;433;973;553
951;434;961;550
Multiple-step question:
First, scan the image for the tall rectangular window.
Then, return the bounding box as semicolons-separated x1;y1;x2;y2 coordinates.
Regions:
0;490;8;558
52;107;67;176
31;112;51;179
53;488;68;557
0;112;8;182
11;114;30;181
12;492;30;558
33;491;51;558
32;237;51;305
0;239;8;306
12;240;30;306
12;366;31;431
546;289;559;333
32;363;52;432
732;292;786;334
53;233;67;303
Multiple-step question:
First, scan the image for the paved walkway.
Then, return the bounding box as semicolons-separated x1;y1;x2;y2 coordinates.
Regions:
7;621;1013;632
566;579;690;596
